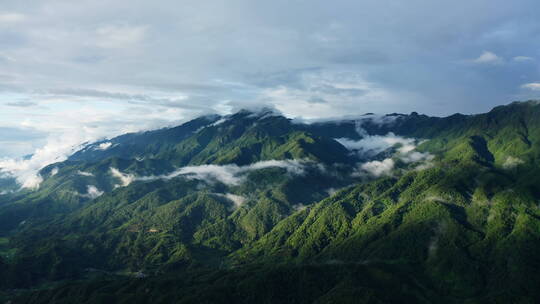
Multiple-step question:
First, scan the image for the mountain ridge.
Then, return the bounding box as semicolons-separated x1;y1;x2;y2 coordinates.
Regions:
0;100;539;303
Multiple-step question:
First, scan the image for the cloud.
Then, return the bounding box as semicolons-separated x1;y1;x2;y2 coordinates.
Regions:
50;167;59;176
337;132;416;157
342;127;434;176
112;159;308;187
473;51;503;65
110;167;136;187
71;185;104;199
161;160;306;185
246;160;306;176
96;142;112;150
513;56;534;62
292;203;308;212
0;126;47;157
77;170;94;177
0;93;213;175
502;156;524;169
400;151;435;164
5;101;38;107
0;134;86;189
336;118;427;161
1;0;540;161
80;185;104;199
224;193;246;209
0;13;25;23
359;158;395;177
414;161;435;171
258;70;413;119
355;150;433;177
214;193;246;210
521;83;540;91
94;24;148;48
167;165;243;185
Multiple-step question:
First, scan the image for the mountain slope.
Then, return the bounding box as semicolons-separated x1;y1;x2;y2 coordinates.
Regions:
0;110;354;233
1;101;540;303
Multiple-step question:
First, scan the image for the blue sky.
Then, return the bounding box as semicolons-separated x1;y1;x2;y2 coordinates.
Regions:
1;0;540;159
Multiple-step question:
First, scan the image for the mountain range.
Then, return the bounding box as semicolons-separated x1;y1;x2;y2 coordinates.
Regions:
1;101;540;303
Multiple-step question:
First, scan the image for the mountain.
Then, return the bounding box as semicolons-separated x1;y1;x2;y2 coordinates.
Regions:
1;101;540;303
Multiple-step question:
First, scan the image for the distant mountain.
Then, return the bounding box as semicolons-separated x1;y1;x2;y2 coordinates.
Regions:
1;101;540;303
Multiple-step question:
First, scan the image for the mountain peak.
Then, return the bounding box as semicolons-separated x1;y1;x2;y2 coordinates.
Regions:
232;107;282;118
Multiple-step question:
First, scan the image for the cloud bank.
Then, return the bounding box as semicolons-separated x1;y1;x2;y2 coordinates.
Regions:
337;132;416;158
359;159;395;177
339;123;435;177
0;134;86;189
110;159;308;187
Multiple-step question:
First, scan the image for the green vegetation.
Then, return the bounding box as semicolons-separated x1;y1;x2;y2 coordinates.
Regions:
0;102;540;303
0;237;15;260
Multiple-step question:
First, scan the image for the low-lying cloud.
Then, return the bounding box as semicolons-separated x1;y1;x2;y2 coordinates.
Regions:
359;158;395;177
81;185;104;199
214;193;247;210
96;142;113;150
341;125;435;177
71;185;104;200
502;156;524;169
50;167;59;176
337;132;416;158
77;170;94;177
110;167;136;188
110;159;308;188
472;51;503;65
0;135;86;189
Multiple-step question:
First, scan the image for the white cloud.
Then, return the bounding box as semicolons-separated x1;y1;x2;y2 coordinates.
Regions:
247;160;306;175
343;127;434;176
414;161;435;171
51;167;59;176
513;56;534;62
96;142;113;150
211;118;228;127
215;193;246;209
0;0;537;157
110;167;135;187
260;70;412;119
400;151;434;163
82;185;104;199
521;83;540;91
77;170;94;177
168;165;243;185
0;12;26;23
0;134;86;189
0;94;205;187
121;159;308;187
292;203;308;212
94;25;148;48
473;51;503;65
359;158;395;177
336;122;435;165
502;156;524;169
167;160;306;185
73;185;104;199
225;193;246;209
337;132;416;157
0;0;538;167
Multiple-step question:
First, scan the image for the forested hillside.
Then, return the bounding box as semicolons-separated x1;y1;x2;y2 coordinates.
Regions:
1;101;539;303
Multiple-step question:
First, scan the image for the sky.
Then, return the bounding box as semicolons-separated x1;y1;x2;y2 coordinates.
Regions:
1;0;540;159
